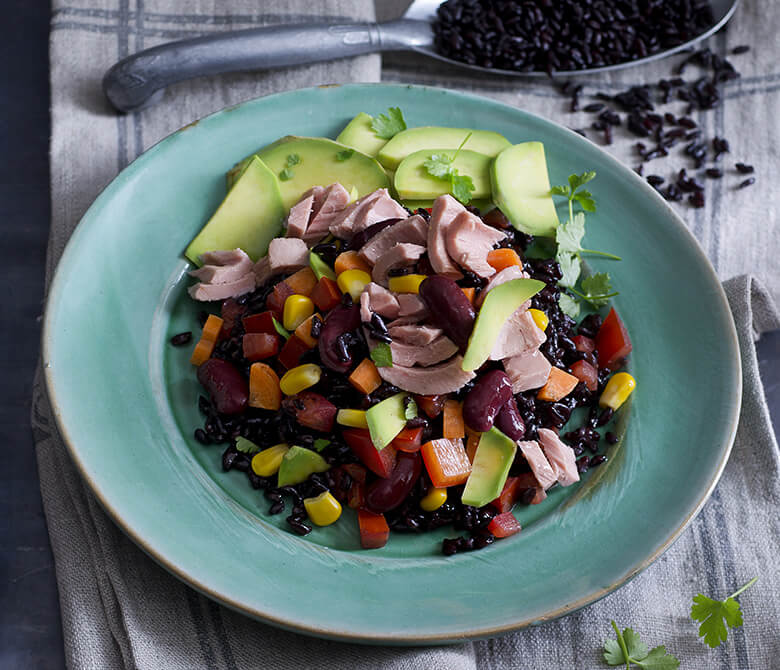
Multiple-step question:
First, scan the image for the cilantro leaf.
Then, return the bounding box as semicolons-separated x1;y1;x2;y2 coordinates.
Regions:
370;342;393;367
574;189;597;212
636;647;681;670
335;148;354;162
557;252;581;289
423;153;455;178
549;184;570;197
622;628;649;662
279;167;294;181
604;622;679;670
558;292;580;318
556;212;586;256
691;577;757;648
313;438;331;452
572;272;618;308
272;316;291;339
286;153;301;167
234;437;260;454
451;173;475;204
370;107;407;139
569;170;596;192
404;397;418;421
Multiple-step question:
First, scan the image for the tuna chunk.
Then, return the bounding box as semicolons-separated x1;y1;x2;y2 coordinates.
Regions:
445;211;507;278
490;309;547;360
359;291;372;324
396;294;428;319
518;441;557;490
377;355;476;395
366;283;401;319
329;189;408;240
476;265;530;307
427;195;464;279
390;336;458;368
189;248;253;284
503;349;552;393
253;256;272;285
188;273;256;301
371;243;426;286
304;183;351;245
285;193;315;240
538;428;580;487
387;323;443;346
267;238;308;275
358;215;428;265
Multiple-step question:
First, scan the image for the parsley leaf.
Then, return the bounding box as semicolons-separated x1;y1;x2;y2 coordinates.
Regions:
691;576;757;648
370;107;407;139
370;342;393;367
286;153;301;167
234;437;260;454
404;397;418;421
279;167;294;181
272;316;291;339
571;272;618;308
604;621;679;669
335;148;354;162
558;292;580;318
313;438;331;452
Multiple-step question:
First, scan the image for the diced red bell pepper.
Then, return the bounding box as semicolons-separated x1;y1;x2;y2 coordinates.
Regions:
595;307;632;370
509;472;547;505
241;333;281;361
265;282;295;318
357;508;390;549
490;476;524;513
242;310;277;335
342;429;397;478
347;481;365;510
572;334;596;353
570;359;598;392
278;335;310;369
310;277;342;312
283;391;337;433
488;512;522;538
341;463;368;484
391;427;423;453
220;298;246;338
414;394;444;418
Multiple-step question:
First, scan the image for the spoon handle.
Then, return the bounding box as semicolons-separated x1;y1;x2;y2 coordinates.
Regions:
102;20;431;113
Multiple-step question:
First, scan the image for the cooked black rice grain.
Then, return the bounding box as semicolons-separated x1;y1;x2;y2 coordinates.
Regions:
170;331;192;346
735;162;754;174
705;168;723;179
737;177;756;189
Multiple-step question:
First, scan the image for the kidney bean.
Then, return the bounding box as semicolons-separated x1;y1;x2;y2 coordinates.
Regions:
196;358;248;415
282;391;338;433
494;397;526;440
365;451;422;513
318;303;361;372
463;370;512;432
344;218;401;250
419;275;476;350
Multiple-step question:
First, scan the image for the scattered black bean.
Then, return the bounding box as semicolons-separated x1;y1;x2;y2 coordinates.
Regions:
735;163;754;174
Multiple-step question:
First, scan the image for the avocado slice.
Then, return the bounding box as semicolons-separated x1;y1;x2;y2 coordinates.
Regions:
461;428;517;507
401;198;494;213
377;127;511;171
462;279;546;372
185;156;285;265
276;445;330;487
255;136;389;210
366;393;407;450
309;251;337;281
490;142;560;237
394;149;493;201
336;112;388;157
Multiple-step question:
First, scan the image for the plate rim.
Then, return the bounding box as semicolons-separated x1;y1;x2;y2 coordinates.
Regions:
41;82;742;643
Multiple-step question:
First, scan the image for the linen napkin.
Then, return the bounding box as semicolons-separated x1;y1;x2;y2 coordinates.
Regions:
35;1;779;668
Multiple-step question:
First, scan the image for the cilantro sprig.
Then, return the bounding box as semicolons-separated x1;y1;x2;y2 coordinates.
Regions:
550;171;597;222
691;576;758;648
370;107;407;139
370;342;393;367
570;272;618;308
604;622;679;669
423;133;476;204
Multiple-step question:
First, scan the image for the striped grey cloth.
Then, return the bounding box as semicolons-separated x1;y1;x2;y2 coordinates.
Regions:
34;1;779;668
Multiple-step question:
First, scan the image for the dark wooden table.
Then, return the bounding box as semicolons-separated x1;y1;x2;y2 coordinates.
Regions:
1;5;778;669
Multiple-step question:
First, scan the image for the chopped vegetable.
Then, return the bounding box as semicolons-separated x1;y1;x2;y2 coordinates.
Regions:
242;310;276;334
415;394;444;418
265;282;294;317
391;427;423;453
335;148;354;162
537;366;580;402
528;308;549;332
487;512;522;538
357;508;390;549
272;315;291;339
277;446;329;487
596;307;633;369
248;362;281;410
336;408;369;429
366;393;407;449
348;358;382;394
279;363;322;395
442;399;465;439
603;621;679;669
370;342;393;368
284;267;318;296
489;474;530;513
570;359;598;392
461;286;476;304
486;248;522;272
420;487;447;511
599;372;635;410
342;429;397;478
334;250;372;275
250;443;289;476
337;268;371;300
465;432;480;463
421;438;472;488
387;274;427;294
242;332;281;362
285;391;337;433
310;276;342;311
309;251;337;281
370;107;407;140
303;491;342;526
690;576;758;648
293;313;321;348
190;314;223;365
235;436;260;454
278;334;310;369
282;294;315;331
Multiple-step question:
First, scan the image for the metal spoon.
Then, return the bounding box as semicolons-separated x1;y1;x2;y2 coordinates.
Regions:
103;0;740;113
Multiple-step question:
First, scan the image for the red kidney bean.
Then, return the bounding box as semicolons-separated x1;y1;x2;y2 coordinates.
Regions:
282;391;338;433
318;303;361;372
365;451;422;513
344;218;401;250
463;370;513;432
196;358;248;415
418;275;476;350
494;396;526;441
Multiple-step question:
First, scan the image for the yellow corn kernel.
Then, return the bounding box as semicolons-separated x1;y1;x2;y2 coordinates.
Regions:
599;372;636;410
336;408;369;429
337;269;371;300
303;490;343;526
251;443;289;477
529;308;549;332
388;274;427;294
282;294;315;331
280;363;322;396
420;487;448;512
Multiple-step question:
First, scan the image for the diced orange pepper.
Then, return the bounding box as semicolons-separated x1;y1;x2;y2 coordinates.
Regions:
248;362;281;410
486;248;523;272
466;432;481;463
357;509;390;549
421;438;472;488
348;358;382;394
284;267;317;297
294;313;321;349
334;250;371;275
442;399;465;440
461;287;475;304
310;276;342;312
190;314;224;365
537;366;580;402
201;314;223;342
266;282;294;317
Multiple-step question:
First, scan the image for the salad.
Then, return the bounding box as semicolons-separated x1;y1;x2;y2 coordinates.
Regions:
176;108;635;555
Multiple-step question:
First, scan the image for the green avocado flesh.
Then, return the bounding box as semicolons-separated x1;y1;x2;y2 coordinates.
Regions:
377;126;511;171
461;428;517;507
462;278;546;372
366;393;407;450
490;142;560;237
309;251;336;281
336;112;388;157
401;198;494;213
185;156;284;265
394;149;492;201
276;446;330;487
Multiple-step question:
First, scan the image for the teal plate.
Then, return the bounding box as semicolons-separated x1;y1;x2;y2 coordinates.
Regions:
42;84;741;644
